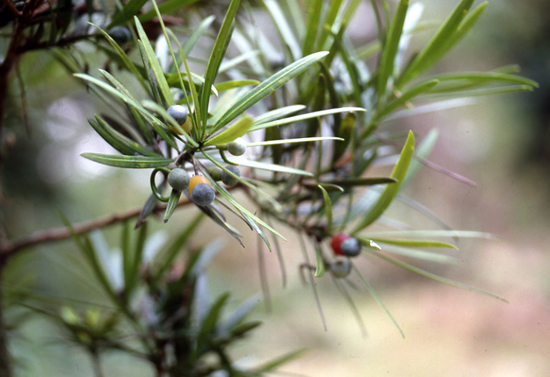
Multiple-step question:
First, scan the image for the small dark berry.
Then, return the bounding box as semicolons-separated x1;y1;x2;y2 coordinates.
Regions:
331;233;351;256
221;165;240;186
167;105;188;125
167;168;190;191
330;258;351;278
207;167;223;181
227;138;246;156
192;183;215;206
108;26;131;45
340;237;361;257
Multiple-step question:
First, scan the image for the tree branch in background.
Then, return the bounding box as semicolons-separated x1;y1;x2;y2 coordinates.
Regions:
0;197;191;260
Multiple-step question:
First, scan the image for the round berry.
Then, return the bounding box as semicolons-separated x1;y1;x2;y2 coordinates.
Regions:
109;26;131;45
226;138;246;156
191;183;215;206
221;165;240;186
207;166;223;181
330;258;351;278
340;237;361;257
331;233;351;256
167;105;188;125
167;168;190;191
188;176;212;195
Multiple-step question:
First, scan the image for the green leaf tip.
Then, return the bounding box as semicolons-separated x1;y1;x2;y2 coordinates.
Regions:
351;131;415;234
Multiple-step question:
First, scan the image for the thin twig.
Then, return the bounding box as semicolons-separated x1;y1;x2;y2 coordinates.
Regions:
0;184;241;259
0;197;193;259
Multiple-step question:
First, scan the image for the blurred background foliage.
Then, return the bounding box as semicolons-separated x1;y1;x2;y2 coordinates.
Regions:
0;0;549;376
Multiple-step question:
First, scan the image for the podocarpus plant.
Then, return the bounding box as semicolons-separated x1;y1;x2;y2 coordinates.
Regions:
0;0;537;375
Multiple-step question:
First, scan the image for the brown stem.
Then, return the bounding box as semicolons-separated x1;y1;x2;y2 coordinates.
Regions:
0;197;195;260
0;183;241;260
0;0;43;136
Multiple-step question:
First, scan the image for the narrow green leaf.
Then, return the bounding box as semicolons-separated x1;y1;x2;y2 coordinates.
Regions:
306;74;327;138
333;111;355;162
200;157;287;240
421;85;534;99
152;212;204;285
369;249;508;302
332;36;363;107
352;263;405;338
319;62;343;133
202;201;246;247
263;0;302;60
135;192;160;229
204;115;254;146
91;23;147;89
215;51;330;131
351;131;415;234
313;243;325;278
99;69;138;101
163;190;182;223
209;88;248;126
331;277;368;337
181;15;215;55
249;106;365;132
359;230;499;239
199;292;230;338
377;0;409;96
121;221;132;292
243;211;273;252
402;128;438;188
316;0;345;50
396;0;475;87
200;0;241;134
426;71;538;88
302;183;344;192
126;222;148;296
91;115;159;157
138;0;201;23
216;294;261;335
372;243;458;264
109;0;148;27
356;40;382;60
166;28;202;139
81;153;173;168
246;136;343;147
74;73;178;149
322;177;397;187
302;0;324;56
337;0;362;40
134;17;174;107
88;117;134;156
253;349;307;374
370;238;458;249
227;158;314;177
376;79;439;120
214;80;259;92
318;185;333;231
56;211;132;320
437;2;488;65
254;106;306;125
219;50;260;73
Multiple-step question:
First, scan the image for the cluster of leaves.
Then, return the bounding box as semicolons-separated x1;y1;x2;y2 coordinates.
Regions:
22;213;301;376
8;0;537;374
